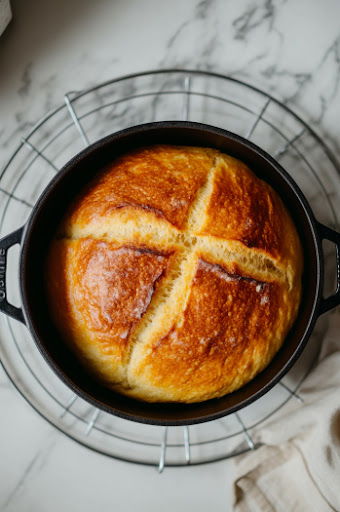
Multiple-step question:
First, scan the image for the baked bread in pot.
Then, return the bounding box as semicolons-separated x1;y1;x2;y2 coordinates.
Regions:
47;145;303;403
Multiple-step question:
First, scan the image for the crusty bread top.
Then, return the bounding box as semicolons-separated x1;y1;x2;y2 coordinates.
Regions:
47;145;303;403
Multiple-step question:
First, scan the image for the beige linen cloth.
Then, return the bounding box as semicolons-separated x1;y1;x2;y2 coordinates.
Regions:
232;309;340;512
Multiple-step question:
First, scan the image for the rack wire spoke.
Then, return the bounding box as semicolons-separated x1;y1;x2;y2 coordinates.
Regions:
85;408;101;436
274;129;306;159
279;381;304;403
0;186;33;208
183;426;191;464
21;137;58;172
60;394;78;418
234;413;255;450
245;97;271;139
64;93;90;147
158;427;168;473
183;75;191;121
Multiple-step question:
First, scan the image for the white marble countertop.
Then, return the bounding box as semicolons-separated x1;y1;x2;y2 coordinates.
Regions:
1;1;340;510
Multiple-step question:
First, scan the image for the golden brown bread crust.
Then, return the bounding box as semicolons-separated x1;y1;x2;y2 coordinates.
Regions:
47;239;173;384
193;155;301;282
65;146;216;231
47;145;303;402
127;259;295;402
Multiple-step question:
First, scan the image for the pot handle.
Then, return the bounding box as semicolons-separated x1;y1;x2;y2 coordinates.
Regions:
0;227;25;324
318;222;340;315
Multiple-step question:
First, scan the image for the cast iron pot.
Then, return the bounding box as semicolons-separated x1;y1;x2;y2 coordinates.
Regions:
0;122;339;426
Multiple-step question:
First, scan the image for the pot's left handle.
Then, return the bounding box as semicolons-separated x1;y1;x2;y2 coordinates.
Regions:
0;227;25;324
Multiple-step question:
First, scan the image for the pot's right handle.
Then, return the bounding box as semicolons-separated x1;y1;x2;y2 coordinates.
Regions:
0;227;25;323
318;222;340;315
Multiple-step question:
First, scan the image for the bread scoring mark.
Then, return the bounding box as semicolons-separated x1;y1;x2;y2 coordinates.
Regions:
92;243;171;259
115;202;166;220
129;267;167;324
126;250;198;372
198;259;268;287
120;245;172;258
185;156;219;233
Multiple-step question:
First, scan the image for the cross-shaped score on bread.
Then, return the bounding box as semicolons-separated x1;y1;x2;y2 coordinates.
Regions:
47;145;302;403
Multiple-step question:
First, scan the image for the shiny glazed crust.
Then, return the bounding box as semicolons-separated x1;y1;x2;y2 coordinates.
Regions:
47;145;303;403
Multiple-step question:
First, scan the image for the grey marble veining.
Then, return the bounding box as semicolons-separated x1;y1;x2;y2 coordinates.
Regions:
1;437;57;511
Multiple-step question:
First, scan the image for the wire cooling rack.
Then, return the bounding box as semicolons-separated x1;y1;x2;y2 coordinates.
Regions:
0;70;339;472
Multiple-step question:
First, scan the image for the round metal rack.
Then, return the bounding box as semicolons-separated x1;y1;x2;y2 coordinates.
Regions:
0;70;339;472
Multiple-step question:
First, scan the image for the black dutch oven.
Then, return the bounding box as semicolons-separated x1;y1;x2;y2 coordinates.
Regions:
0;122;339;425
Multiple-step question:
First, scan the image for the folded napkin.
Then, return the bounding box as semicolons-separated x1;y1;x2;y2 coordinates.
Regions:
0;0;11;37
232;309;340;512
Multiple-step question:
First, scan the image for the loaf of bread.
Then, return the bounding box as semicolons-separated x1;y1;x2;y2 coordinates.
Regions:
47;145;302;403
